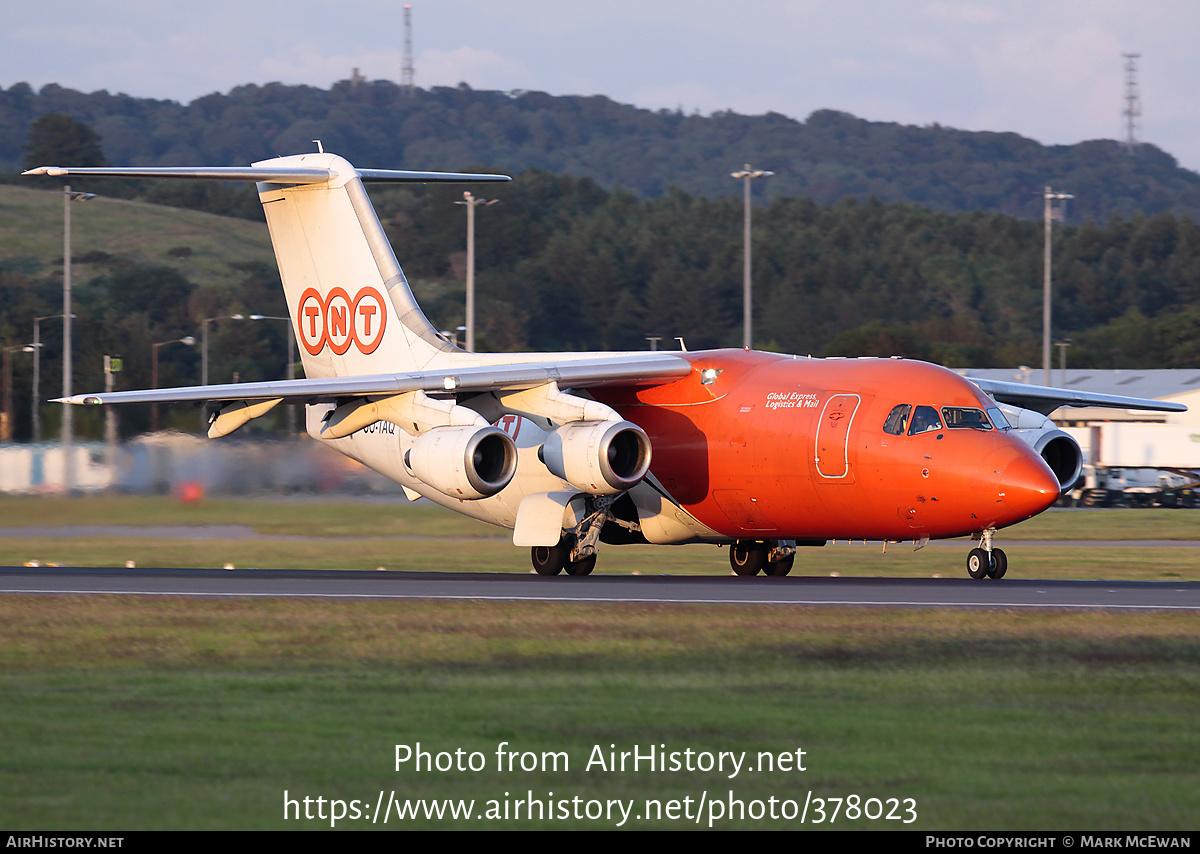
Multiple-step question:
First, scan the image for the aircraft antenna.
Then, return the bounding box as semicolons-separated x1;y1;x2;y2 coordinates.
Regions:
402;4;416;96
1121;52;1141;154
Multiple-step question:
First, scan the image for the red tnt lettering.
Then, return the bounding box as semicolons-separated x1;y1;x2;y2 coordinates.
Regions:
330;304;348;338
358;303;377;337
304;306;321;338
496;414;522;439
297;286;389;356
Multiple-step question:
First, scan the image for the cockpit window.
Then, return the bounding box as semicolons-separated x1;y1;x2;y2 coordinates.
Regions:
883;404;911;435
986;407;1010;431
941;407;994;430
908;405;943;435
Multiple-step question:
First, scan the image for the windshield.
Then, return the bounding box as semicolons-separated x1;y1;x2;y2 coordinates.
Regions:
941;407;994;430
883;404;912;435
908;405;943;435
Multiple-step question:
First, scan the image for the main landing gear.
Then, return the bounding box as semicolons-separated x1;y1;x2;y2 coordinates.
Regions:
531;536;596;576
966;528;1007;580
729;540;796;577
528;495;641;577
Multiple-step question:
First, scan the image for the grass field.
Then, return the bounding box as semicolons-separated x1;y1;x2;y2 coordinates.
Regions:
1;599;1197;830
0;497;1196;830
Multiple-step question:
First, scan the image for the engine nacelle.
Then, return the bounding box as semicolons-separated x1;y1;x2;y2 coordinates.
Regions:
405;425;517;500
540;420;652;495
998;404;1083;491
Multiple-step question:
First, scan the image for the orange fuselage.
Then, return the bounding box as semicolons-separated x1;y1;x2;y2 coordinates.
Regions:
596;350;1061;542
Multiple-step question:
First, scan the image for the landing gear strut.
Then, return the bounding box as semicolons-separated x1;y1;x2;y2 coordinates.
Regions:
966;529;1007;580
530;495;639;576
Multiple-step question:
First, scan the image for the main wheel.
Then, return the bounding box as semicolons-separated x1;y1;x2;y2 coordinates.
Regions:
565;554;597;576
730;541;767;576
967;548;990;580
988;547;1008;579
763;554;795;577
531;540;571;576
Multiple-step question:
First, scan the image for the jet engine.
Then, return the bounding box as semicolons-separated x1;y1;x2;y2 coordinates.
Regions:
539;420;652;495
998;404;1083;491
405;425;518;500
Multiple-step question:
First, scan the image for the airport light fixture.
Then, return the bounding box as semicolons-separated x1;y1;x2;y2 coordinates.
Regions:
454;192;499;352
61;186;96;487
33;313;73;443
201;314;245;386
731;164;773;349
3;344;38;442
1042;187;1073;386
1054;339;1072;389
151;336;196;432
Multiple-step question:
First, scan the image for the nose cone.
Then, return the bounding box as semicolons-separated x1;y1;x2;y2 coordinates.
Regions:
999;452;1061;520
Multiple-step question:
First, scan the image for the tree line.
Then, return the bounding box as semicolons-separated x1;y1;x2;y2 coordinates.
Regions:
5;79;1200;222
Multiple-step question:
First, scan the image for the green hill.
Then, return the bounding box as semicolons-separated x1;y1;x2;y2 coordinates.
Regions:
0;183;273;288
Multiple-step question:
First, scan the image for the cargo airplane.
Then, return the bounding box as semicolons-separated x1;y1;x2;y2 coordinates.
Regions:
26;152;1186;579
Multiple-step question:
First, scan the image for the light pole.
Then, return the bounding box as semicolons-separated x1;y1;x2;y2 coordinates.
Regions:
62;186;96;487
1042;186;1073;386
1054;339;1072;389
454;192;499;352
731;164;773;350
33;313;72;443
201;314;245;386
249;314;297;434
3;344;38;442
151;336;196;432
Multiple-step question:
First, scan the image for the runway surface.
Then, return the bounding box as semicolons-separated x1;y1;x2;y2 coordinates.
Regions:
8;525;1199;549
1;566;1197;610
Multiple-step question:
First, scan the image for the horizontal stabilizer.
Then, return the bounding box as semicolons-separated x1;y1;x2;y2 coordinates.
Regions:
22;165;510;184
970;377;1187;416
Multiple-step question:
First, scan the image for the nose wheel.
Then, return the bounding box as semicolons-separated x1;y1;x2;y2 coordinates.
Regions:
966;532;1007;579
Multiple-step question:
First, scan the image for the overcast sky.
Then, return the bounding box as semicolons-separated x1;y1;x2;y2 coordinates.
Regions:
5;0;1198;172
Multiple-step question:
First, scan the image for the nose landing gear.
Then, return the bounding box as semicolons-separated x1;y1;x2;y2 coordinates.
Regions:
966;529;1007;579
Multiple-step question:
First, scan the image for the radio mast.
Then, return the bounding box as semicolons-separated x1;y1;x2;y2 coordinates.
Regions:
1122;52;1141;154
402;4;415;95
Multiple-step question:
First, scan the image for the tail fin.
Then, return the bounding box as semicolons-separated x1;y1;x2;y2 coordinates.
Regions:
257;153;443;378
24;152;510;379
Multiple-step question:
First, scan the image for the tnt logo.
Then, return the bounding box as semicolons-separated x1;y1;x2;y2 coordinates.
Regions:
494;414;524;440
298;286;388;356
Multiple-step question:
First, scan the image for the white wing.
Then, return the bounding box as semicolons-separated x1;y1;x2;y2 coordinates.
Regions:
969;377;1186;415
57;354;693;406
